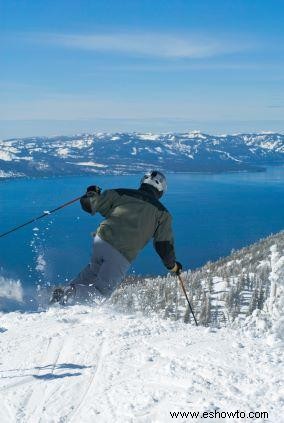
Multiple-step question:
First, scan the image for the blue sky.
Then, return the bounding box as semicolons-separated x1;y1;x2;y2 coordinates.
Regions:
1;0;283;137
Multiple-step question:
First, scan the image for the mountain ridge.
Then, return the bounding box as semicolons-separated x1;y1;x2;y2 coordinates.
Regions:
1;131;284;177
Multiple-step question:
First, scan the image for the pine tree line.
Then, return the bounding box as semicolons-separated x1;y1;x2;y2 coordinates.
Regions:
111;231;284;327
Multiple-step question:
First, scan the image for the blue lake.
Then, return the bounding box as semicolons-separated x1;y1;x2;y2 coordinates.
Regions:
1;167;284;290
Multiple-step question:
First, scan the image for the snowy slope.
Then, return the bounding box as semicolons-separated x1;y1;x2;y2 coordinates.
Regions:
1;132;284;177
0;305;282;423
0;231;283;422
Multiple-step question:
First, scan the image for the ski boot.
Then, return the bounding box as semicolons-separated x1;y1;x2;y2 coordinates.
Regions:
61;284;76;305
49;284;76;305
49;287;65;304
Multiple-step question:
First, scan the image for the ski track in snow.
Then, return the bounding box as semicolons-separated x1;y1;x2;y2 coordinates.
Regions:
0;305;282;423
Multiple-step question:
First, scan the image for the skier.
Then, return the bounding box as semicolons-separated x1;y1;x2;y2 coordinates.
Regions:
50;170;182;304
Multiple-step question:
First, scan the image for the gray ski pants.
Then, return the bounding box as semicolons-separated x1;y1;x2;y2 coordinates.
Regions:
71;235;130;300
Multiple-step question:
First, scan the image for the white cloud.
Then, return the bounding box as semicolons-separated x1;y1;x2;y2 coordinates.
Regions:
30;32;249;59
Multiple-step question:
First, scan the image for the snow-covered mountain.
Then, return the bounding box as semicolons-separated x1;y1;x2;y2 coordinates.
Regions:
0;230;283;422
1;131;284;178
112;230;284;335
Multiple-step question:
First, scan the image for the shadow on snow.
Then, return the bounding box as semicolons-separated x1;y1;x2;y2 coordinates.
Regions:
0;363;94;381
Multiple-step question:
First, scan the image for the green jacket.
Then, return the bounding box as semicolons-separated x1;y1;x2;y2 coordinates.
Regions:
80;185;176;268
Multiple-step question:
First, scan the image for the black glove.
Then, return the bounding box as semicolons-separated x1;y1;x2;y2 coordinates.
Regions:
86;185;102;197
170;261;183;275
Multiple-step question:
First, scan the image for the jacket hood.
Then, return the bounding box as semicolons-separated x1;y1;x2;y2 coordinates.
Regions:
139;183;163;199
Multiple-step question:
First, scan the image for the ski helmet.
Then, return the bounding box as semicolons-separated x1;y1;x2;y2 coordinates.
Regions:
140;170;167;194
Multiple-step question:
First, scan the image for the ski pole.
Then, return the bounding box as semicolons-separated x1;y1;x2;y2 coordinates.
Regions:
0;195;82;239
177;273;198;326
